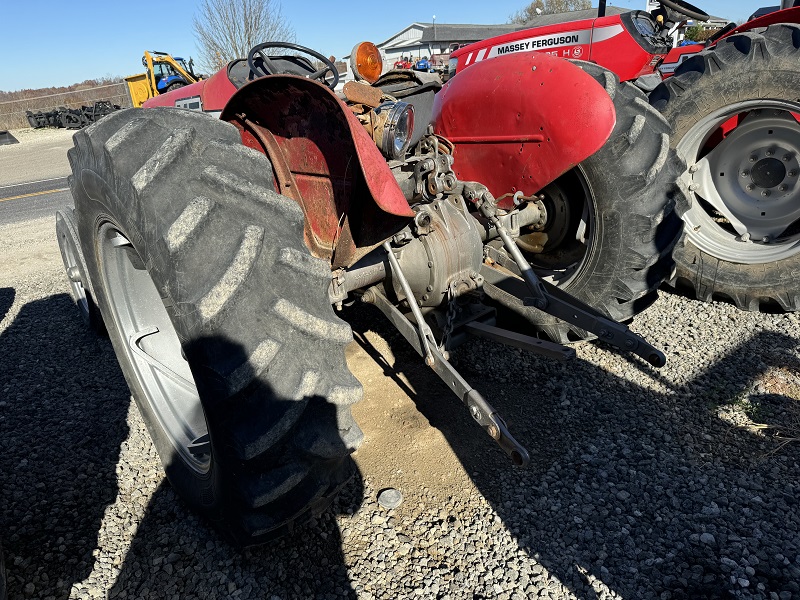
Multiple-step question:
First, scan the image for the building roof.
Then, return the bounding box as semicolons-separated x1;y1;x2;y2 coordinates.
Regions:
417;23;517;43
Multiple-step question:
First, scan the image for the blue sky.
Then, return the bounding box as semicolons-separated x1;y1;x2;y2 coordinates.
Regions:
0;1;767;91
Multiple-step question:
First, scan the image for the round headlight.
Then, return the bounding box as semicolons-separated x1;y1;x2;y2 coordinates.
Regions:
375;101;415;160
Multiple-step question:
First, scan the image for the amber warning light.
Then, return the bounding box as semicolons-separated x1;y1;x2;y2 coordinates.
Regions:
350;42;383;84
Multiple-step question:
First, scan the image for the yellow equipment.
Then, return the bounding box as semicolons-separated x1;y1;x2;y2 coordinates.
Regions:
124;51;200;108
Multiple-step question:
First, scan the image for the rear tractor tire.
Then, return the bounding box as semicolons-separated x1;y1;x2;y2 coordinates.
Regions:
650;24;800;311
485;63;688;343
69;107;364;545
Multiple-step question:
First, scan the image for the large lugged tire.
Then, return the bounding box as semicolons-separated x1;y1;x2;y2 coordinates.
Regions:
650;24;800;311
68;107;364;545
485;63;688;342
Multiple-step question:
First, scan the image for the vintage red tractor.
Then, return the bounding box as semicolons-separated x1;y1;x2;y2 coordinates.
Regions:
57;41;685;545
451;0;800;314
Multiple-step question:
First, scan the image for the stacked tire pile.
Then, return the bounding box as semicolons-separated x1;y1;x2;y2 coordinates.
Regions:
25;101;121;130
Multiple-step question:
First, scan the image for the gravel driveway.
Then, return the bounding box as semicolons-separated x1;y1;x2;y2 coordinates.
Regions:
0;131;799;600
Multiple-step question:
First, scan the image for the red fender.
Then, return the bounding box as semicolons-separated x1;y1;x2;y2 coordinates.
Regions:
432;52;616;210
220;75;413;269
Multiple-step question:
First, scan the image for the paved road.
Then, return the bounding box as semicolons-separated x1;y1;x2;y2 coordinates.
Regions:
0;127;74;228
0;177;71;227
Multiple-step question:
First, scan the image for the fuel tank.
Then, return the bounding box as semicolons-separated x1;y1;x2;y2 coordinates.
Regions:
432;52;616;209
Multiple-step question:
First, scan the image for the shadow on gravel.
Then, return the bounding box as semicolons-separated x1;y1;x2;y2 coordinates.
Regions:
0;293;130;600
0;288;14;323
1;293;364;598
102;334;364;599
108;476;362;600
347;305;800;599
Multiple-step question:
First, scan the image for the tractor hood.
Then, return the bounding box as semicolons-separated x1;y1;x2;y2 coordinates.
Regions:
432;52;616;209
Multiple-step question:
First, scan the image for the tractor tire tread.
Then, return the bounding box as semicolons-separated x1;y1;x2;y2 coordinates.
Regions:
69;107;362;546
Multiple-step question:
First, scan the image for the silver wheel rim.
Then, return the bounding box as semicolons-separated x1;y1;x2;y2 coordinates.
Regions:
679;101;800;264
57;222;90;321
98;223;210;473
524;166;595;287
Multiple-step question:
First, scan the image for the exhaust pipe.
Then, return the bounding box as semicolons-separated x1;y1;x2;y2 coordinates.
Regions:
598;0;606;17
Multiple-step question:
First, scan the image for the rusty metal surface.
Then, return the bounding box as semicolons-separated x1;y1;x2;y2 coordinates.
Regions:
343;81;383;108
221;75;413;268
236;118;332;258
432;52;616;210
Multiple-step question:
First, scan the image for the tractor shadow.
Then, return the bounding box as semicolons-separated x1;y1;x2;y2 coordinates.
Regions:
0;292;363;599
107;475;362;600
346;303;800;599
0;288;14;323
0;292;130;600
102;337;364;598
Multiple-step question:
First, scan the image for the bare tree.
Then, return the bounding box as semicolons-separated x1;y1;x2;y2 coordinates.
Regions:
509;0;592;24
193;0;296;73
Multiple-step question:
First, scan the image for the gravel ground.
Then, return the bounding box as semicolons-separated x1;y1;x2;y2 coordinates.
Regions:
1;214;799;600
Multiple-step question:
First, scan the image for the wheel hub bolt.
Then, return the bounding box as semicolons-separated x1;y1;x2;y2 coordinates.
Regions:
689;183;699;191
741;170;749;178
749;156;758;163
762;236;770;243
780;185;788;192
747;184;755;191
762;190;771;197
766;149;775;157
784;155;792;162
790;170;798;178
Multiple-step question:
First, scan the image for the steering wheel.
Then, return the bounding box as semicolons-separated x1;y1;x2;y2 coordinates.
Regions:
659;0;710;22
247;42;339;89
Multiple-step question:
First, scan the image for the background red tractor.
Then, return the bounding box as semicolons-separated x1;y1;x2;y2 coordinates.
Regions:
451;0;800;315
58;40;684;545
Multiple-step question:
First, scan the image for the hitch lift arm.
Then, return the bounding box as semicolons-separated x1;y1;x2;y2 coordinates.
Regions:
468;187;667;368
363;282;531;467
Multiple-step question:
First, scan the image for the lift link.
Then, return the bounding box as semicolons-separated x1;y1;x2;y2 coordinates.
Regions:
467;187;667;368
362;284;531;467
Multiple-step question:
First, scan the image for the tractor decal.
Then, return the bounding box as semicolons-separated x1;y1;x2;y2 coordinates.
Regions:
465;24;624;66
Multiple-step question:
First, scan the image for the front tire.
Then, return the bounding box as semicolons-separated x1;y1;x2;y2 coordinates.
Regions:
650;24;800;311
69;108;364;545
485;63;687;342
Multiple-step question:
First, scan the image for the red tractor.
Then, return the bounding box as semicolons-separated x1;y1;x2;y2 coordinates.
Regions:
451;0;800;314
56;40;684;545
